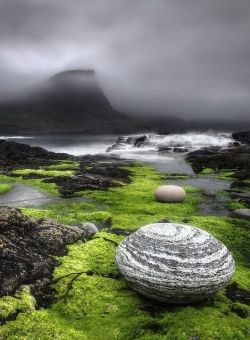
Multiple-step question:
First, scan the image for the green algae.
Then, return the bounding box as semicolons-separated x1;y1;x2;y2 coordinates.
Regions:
0;162;78;197
217;171;236;180
22;205;111;227
11;168;75;177
0;286;36;321
44;161;79;171
200;168;215;175
83;165;201;230
0;184;14;194
227;200;248;211
0;163;249;340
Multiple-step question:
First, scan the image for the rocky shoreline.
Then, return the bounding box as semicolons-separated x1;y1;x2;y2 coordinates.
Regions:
186;131;250;215
0;132;249;337
0;141;135;313
0;207;98;309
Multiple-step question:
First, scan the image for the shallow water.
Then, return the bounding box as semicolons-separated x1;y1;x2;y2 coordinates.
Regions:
0;184;91;208
167;176;232;217
0;132;234;215
167;176;232;192
0;184;60;207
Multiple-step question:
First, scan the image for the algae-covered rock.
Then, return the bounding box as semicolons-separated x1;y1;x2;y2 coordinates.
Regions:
116;223;235;304
0;207;93;297
0;140;72;170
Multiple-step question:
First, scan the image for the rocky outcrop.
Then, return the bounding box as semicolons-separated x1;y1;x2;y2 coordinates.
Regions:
0;140;72;171
106;135;148;152
51;154;133;196
233;208;250;220
116;223;235;304
186;145;250;176
232;131;250;145
0;207;97;297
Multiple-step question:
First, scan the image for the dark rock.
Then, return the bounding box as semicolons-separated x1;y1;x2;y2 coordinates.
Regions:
22;173;48;180
173;147;189;153
226;282;250;305
229;141;241;147
3;147;134;197
29;278;55;308
158;146;172;153
232;131;250;145
108;228;133;236
233;209;250;220
229;192;250;205
134;135;147;147
231;305;249;319
0;140;72;171
106;136;130;152
201;189;216;197
0;207;93;297
106;135;148;152
52;154;133;196
186;145;250;175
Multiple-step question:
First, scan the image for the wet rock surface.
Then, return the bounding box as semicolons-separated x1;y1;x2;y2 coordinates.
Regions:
53;154;133;196
0;207;95;298
0;141;134;197
106;135;148;152
0;140;73;171
186;145;250;175
232;131;250;145
185;137;250;211
233;208;250;220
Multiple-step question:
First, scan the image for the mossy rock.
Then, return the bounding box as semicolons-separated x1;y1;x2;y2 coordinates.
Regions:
0;163;249;339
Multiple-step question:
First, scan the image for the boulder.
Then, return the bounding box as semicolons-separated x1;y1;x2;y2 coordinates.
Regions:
79;222;98;238
106;135;148;152
116;223;235;304
173;147;189;153
158;146;172;153
232;131;250;145
0;207;93;297
233;208;250;220
154;185;186;203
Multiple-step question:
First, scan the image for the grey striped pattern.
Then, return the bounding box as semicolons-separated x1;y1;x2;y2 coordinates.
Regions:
116;223;235;304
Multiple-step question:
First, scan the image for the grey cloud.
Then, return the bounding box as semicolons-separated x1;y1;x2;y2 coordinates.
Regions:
0;0;249;120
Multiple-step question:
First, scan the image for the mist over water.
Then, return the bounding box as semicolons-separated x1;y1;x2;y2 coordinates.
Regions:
1;131;233;156
1;131;234;174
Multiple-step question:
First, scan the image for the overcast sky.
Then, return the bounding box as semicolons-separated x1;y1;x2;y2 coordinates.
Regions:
0;0;250;120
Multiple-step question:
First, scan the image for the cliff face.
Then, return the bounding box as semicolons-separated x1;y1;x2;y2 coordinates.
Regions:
0;70;138;135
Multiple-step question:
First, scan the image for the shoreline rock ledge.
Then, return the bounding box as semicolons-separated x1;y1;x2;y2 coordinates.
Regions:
116;223;235;304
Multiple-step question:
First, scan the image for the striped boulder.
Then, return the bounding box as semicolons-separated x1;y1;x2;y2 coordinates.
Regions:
116;223;235;304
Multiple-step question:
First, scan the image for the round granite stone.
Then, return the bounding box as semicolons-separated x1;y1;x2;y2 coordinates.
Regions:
154;185;186;203
116;223;235;304
79;222;98;238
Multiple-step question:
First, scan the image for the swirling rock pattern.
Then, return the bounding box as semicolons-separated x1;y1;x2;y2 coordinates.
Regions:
116;223;235;304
